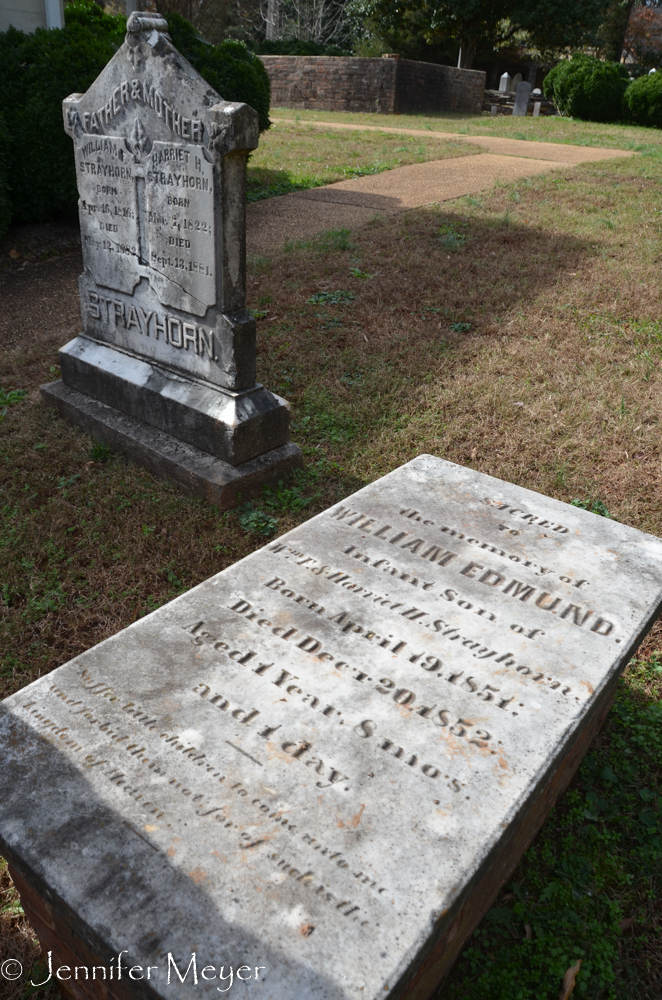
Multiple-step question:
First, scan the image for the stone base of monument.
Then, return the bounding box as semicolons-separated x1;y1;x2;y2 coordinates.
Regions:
41;379;303;510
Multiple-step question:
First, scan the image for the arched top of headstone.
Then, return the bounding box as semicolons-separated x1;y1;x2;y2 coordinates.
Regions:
63;11;258;157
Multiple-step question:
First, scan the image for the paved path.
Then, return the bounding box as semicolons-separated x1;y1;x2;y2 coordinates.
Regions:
247;120;634;255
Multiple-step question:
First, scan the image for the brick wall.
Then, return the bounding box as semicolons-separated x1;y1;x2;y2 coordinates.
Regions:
259;56;486;115
394;60;486;113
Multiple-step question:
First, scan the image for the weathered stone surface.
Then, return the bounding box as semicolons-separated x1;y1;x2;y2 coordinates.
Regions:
63;12;258;390
51;11;300;481
40;380;302;510
512;81;532;116
58;337;290;465
2;455;662;999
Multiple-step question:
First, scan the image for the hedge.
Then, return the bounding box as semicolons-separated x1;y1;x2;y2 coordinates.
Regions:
165;12;270;133
543;54;630;123
0;0;270;238
623;71;662;129
0;114;11;241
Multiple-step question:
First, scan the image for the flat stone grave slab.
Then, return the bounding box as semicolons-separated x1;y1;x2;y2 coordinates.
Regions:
2;454;662;1000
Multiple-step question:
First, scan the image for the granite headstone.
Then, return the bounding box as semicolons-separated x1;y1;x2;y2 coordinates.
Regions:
498;72;511;93
512;80;532;116
3;456;662;999
41;12;301;508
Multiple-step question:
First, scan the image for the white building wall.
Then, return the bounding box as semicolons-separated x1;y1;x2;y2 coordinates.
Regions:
0;0;64;33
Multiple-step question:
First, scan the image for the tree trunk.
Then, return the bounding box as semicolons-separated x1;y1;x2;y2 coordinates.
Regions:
459;36;477;69
602;0;637;62
266;0;279;39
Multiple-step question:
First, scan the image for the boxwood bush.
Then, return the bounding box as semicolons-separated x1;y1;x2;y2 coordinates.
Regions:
623;70;662;129
0;0;270;238
543;54;630;123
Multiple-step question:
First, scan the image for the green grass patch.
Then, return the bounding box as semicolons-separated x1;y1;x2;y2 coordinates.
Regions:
444;659;662;1000
246;123;478;201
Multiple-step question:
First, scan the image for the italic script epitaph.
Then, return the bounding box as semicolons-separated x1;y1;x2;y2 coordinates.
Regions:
2;456;662;1000
41;11;301;506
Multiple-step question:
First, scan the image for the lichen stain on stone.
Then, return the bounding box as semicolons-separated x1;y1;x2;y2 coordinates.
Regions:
188;867;208;883
336;802;365;829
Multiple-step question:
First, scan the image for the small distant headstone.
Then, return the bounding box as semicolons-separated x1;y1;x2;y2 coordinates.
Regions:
512;80;532;116
532;88;542;96
499;71;512;93
533;102;541;117
491;104;498;115
42;12;301;508
2;454;662;1000
512;72;523;89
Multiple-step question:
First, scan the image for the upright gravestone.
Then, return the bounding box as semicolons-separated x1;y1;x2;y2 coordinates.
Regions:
512;80;532;116
41;12;301;508
498;71;511;93
2;455;662;1000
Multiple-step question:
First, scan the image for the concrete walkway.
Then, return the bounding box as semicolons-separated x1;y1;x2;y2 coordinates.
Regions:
246;120;634;255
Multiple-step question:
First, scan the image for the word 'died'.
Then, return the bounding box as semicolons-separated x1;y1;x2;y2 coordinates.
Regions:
262;550;575;701
219;603;502;751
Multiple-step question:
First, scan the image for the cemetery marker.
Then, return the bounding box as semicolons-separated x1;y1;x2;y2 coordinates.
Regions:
2;455;662;1000
41;11;301;508
512;81;533;117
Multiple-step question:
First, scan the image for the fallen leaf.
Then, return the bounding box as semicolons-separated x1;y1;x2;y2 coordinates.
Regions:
619;917;635;932
8;249;19;259
558;959;582;1000
300;923;315;937
470;447;477;460
524;923;532;940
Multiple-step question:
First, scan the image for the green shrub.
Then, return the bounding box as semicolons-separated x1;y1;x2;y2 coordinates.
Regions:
0;7;124;223
0;113;11;241
623;71;662;129
0;1;270;227
543;54;630;123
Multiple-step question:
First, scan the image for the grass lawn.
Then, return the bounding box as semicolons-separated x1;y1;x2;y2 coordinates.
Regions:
269;106;662;153
246;120;478;200
2;116;662;998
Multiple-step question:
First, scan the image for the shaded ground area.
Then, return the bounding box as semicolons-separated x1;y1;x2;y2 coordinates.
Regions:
0;219;82;350
246;147;632;255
